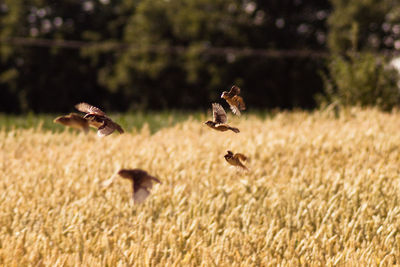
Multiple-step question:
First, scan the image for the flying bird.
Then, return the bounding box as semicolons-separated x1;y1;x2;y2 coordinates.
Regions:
221;85;246;116
204;103;240;133
118;169;161;204
53;113;89;133
224;150;249;171
75;102;124;137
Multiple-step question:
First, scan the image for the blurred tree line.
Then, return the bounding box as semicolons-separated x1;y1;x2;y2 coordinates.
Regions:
0;0;399;113
320;0;400;110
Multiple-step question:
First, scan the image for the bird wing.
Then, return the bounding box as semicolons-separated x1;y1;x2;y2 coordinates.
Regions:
140;174;161;189
228;102;241;116
234;153;247;162
53;113;89;132
232;96;246;111
97;121;115;137
133;187;151;204
228;85;241;96
212;103;227;124
68;112;85;119
69;113;89;124
75;102;106;116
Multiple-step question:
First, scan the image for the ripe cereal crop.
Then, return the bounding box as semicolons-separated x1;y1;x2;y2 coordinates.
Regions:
0;108;399;266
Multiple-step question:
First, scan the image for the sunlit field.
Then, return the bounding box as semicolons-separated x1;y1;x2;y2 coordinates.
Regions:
1;109;400;266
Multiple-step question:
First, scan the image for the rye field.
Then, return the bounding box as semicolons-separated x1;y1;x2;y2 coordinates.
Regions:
0;108;400;266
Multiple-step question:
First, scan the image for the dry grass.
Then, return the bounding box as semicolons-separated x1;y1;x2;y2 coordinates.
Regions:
0;108;400;266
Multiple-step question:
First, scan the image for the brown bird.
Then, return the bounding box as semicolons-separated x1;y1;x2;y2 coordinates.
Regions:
53;113;89;133
75;102;124;137
204;103;240;133
118;169;161;204
221;85;246;116
224;150;249;171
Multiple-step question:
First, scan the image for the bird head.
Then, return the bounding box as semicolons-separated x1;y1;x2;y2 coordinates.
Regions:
221;91;228;99
54;116;69;124
204;121;215;127
224;150;234;160
117;169;132;179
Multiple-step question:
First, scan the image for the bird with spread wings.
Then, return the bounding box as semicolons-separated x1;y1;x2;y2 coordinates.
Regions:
75;102;124;137
118;169;161;204
224;150;249;171
204;103;240;133
221;85;246;116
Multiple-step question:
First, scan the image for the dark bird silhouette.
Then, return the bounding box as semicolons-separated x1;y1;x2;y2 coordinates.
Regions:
75;102;124;137
221;85;246;116
118;169;161;204
204;103;240;133
53;113;89;133
224;150;249;171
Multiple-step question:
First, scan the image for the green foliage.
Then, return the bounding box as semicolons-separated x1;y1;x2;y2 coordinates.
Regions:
101;0;330;110
0;0;330;112
328;0;391;53
318;53;400;111
322;0;400;111
328;0;400;53
0;0;133;113
101;0;244;109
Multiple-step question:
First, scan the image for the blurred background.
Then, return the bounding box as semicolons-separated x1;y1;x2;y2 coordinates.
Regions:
1;0;400;113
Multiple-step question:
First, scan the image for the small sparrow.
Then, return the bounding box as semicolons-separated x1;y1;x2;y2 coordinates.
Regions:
118;169;161;204
75;102;124;137
221;85;246;116
204;103;240;133
53;113;89;133
224;150;249;171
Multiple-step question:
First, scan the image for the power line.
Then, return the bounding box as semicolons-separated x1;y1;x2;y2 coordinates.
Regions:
0;37;330;58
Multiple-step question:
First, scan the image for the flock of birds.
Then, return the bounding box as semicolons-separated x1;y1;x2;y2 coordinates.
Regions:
54;85;248;204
